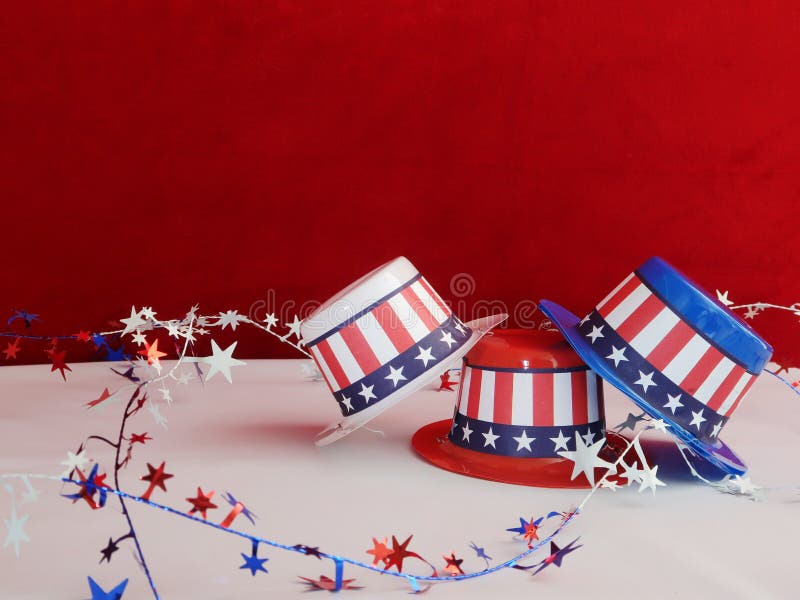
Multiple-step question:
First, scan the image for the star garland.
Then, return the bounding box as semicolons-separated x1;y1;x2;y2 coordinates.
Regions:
1;290;798;597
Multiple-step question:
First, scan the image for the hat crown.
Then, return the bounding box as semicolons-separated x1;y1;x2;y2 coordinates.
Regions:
636;257;772;373
300;257;418;344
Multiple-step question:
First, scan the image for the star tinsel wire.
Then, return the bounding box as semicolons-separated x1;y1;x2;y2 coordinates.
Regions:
2;294;800;596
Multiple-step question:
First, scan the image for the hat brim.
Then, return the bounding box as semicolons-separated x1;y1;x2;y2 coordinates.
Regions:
538;299;747;476
315;313;508;446
412;420;630;488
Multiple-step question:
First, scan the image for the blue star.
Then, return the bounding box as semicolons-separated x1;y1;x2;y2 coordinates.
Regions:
223;491;257;525
104;345;130;362
239;551;269;576
8;310;39;328
505;516;542;536
87;576;128;600
91;333;109;349
469;541;492;562
62;463;108;508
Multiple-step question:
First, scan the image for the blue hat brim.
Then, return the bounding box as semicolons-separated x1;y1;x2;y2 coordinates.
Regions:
539;299;746;476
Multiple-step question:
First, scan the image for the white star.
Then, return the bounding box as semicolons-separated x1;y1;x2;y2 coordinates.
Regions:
557;433;615;486
284;316;303;340
120;306;147;336
358;383;377;404
2;505;30;557
482;427;500;448
461;422;473;442
132;331;147;346
649;419;669;433
710;421;723;438
217;310;248;331
19;479;41;506
663;393;684;414
606;345;629;367
582;429;596;445
743;306;760;320
440;331;457;349
716;290;734;306
414;346;436;368
148;402;168;428
600;479;620;492
60;449;89;478
202;340;246;383
513;430;535;452
620;460;642;485
634;370;657;394
731;475;757;496
454;321;467;335
579;314;592;326
638;464;666;495
158;385;172;404
175;370;193;385
165;321;182;338
263;313;278;329
550;430;570;452
384;365;407;387
586;325;605;344
689;409;707;430
340;395;354;413
140;306;157;320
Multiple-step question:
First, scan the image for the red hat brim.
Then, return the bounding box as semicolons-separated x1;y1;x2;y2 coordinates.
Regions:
412;420;630;489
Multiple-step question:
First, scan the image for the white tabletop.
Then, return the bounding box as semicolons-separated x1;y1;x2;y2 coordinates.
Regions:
1;359;798;599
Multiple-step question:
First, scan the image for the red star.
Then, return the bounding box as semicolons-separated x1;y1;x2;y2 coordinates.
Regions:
86;388;113;408
438;371;458;392
49;348;71;381
75;330;92;342
140;461;173;500
138;339;167;367
366;537;392;565
298;575;360;591
443;552;464;576
186;487;217;519
384;535;423;573
129;432;152;445
129;392;148;416
3;338;21;360
523;518;540;544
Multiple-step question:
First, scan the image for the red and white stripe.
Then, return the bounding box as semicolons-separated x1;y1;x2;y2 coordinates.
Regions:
308;276;452;392
596;273;755;417
455;366;604;427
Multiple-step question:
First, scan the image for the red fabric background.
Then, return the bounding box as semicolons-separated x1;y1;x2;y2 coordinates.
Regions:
2;2;799;366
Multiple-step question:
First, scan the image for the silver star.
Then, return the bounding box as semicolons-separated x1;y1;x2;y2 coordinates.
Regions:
638;464;666;495
649;418;669;433
264;313;278;329
634;370;657;394
414;346;436;367
148;402;168;429
689;409;707;430
586;325;605;344
284;316;303;340
663;393;684;414
550;429;570;452
716;290;734;306
600;479;620;491
60;449;89;478
2;505;30;557
120;306;147;336
202;340;246;383
513;429;535;452
482;427;500;448
132;331;147;346
217;310;248;331
439;331;457;349
384;365;407;387
620;460;642;485
357;383;377;404
606;345;629;367
557;433;615;486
